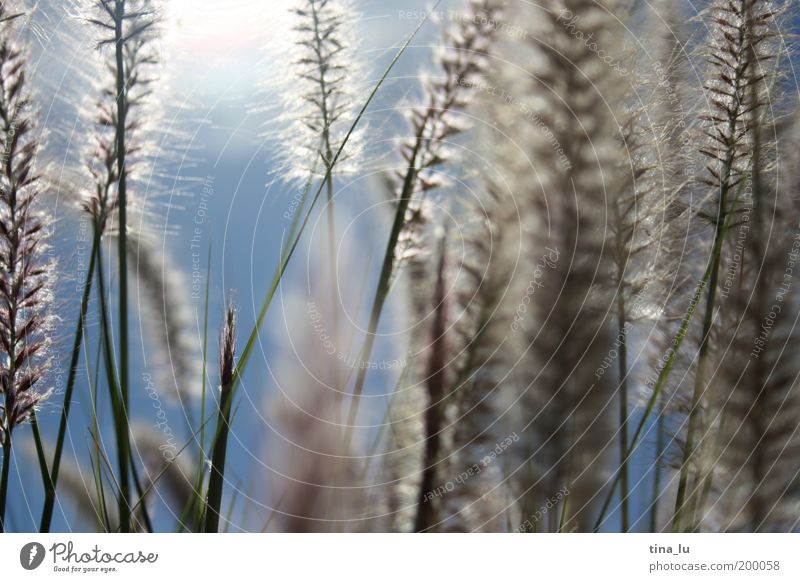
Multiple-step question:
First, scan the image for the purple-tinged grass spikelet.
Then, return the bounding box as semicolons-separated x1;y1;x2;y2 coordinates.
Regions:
0;0;56;531
0;0;54;441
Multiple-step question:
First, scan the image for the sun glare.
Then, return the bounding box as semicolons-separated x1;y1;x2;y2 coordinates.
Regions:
163;0;289;60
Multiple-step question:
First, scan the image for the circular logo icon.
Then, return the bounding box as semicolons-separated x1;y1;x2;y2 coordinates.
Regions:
20;542;46;570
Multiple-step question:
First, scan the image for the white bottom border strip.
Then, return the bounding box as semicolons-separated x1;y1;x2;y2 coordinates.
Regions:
1;534;797;580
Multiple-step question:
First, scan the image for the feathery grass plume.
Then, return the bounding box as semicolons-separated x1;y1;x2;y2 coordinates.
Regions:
603;6;699;527
280;0;365;359
608;81;659;534
350;2;507;528
80;0;160;231
80;0;197;401
392;0;505;265
370;215;426;530
280;0;363;182
672;0;782;531
0;0;56;532
127;233;201;402
593;0;714;532
372;205;444;532
629;0;700;329
203;298;236;533
438;186;522;533
345;0;505;454
39;0;155;528
491;0;627;532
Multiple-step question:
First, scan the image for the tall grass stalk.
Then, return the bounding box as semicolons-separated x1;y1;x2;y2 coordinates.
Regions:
671;207;730;531
111;0;132;533
642;3;692;532
87;333;113;531
0;433;10;531
704;106;800;530
493;0;624;531
649;394;666;531
614;273;630;531
594;270;709;531
609;182;633;531
436;182;520;532
688;6;783;529
608;110;667;532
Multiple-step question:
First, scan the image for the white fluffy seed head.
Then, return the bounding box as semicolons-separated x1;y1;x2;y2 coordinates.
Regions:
75;0;165;231
270;0;366;183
